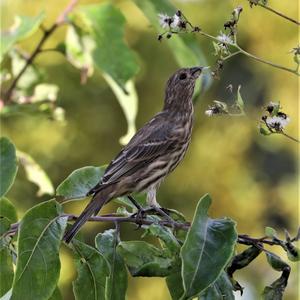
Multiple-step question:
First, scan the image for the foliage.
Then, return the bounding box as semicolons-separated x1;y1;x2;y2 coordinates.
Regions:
0;0;299;299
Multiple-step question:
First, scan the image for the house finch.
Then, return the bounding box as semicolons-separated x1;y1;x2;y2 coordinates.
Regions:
64;66;204;243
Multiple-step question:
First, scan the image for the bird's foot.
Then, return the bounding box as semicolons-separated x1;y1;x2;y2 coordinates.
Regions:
150;205;177;228
131;207;147;229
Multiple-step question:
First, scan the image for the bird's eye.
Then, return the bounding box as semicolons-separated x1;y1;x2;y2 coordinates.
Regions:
179;73;187;80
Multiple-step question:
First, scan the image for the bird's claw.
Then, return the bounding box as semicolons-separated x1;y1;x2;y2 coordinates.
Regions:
132;207;147;229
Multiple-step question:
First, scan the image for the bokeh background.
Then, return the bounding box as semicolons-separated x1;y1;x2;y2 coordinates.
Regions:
1;0;299;299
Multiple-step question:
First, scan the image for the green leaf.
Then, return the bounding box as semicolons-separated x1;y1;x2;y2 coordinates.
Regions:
265;226;277;238
11;200;67;300
146;224;180;255
65;23;95;80
0;217;11;237
0;197;17;224
72;239;109;300
0;197;17;296
48;287;63;300
263;252;290;299
78;3;139;90
0;137;18;198
75;3;140;144
0;242;14;297
56;166;105;199
266;252;289;272
198;271;234;300
103;75;138;145
17;150;54;196
166;271;184;300
133;0;211;97
262;267;290;300
180;194;237;299
259;126;271;136
0;197;17;238
95;229;128;300
0;12;45;62
117;241;173;277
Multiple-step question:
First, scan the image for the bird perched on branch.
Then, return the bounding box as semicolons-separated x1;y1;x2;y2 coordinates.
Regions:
63;66;205;243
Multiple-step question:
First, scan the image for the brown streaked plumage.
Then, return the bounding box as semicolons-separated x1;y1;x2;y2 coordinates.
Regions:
63;66;204;243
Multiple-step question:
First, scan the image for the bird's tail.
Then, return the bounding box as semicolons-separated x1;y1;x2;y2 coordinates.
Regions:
63;192;109;243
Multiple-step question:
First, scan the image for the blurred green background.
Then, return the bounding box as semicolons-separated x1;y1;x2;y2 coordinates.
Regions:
1;0;299;299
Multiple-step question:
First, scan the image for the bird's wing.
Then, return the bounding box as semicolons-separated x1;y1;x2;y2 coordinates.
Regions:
94;112;177;189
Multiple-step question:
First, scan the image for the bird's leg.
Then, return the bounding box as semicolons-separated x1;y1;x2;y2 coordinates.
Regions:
127;195;147;226
146;188;176;225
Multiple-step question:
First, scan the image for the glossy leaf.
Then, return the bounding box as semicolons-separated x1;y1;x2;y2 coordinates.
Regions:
72;239;109;300
180;194;237;299
0;12;45;62
17;150;54;196
95;229;127;300
0;197;17;296
166;271;184;300
198;271;234;300
0;217;11;237
117;241;173;277
146;224;180;255
48;287;63;300
0;137;18;198
56;166;105;199
0;197;17;224
0;238;14;297
11;200;67;300
266;252;289;272
133;0;211;97
78;3;139;90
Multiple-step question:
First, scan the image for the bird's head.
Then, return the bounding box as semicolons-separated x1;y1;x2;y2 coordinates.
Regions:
164;66;206;109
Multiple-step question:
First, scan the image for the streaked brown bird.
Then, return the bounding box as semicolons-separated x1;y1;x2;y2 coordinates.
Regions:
64;66;204;243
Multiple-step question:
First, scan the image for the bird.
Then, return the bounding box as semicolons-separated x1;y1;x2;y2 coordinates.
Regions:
63;66;205;243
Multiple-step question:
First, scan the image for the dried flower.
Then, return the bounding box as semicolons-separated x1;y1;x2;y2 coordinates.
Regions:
204;100;229;116
205;109;214;117
232;6;243;22
172;14;181;29
217;32;233;45
266;115;290;131
266;101;280;114
158;13;173;29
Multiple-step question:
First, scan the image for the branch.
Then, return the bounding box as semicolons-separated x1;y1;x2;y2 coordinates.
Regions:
4;212;297;252
248;1;300;26
3;0;78;102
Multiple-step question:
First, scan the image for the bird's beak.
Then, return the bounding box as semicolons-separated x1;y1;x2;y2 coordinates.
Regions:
190;66;210;78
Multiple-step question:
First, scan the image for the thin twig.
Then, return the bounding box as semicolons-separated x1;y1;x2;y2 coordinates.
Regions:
196;31;299;76
4;213;296;251
248;1;300;26
3;0;78;102
280;131;300;143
